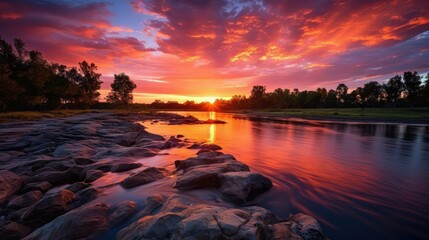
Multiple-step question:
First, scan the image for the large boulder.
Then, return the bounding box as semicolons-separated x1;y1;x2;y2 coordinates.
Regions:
117;195;326;240
23;201;138;240
0;170;23;205
174;161;250;190
7;190;43;209
21;189;75;225
120;167;169;189
174;153;236;171
84;169;104;182
21;181;51;193
111;162;143;173
219;172;273;203
0;221;31;240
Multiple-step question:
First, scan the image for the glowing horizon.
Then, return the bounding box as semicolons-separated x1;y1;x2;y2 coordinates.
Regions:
1;0;428;103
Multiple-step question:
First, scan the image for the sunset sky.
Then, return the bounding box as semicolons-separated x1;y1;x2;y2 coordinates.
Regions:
1;0;429;103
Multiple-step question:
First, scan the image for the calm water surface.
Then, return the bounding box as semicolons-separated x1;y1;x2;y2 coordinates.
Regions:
144;111;429;240
96;111;429;240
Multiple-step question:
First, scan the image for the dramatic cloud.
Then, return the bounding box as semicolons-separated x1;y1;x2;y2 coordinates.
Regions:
1;0;429;102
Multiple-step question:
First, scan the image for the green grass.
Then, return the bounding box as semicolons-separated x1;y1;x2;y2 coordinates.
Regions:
253;108;429;119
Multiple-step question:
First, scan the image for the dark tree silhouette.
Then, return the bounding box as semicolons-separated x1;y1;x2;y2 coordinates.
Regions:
336;83;348;105
363;81;382;107
106;73;137;104
77;61;102;107
250;85;266;109
383;75;404;108
403;71;421;107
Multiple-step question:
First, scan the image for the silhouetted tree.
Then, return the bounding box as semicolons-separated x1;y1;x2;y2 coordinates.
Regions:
403;71;421;106
106;73;137;104
383;75;404;108
363;81;382;107
335;83;348;105
77;61;102;107
250;85;266;109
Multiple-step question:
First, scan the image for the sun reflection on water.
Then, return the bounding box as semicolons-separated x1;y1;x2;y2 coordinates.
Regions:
209;124;216;143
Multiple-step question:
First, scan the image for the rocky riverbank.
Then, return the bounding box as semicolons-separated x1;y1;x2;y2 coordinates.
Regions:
0;112;326;239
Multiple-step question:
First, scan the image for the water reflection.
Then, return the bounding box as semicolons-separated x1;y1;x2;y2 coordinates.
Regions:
144;112;429;240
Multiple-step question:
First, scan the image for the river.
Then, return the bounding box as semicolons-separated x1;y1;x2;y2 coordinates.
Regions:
140;111;429;240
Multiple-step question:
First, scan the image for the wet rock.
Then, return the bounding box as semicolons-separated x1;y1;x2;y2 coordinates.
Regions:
174;161;250;190
21;181;52;193
174;153;237;171
176;134;184;138
85;169;104;182
70;187;100;208
288;213;326;240
200;143;222;150
7;190;43;209
110;201;138;226
65;182;90;193
28;170;72;185
140;194;165;216
74;157;95;165
0;221;31;240
219;172;273;203
53;142;96;158
120;167;169;189
117;195;325;240
23;203;111;240
21;189;75;225
187;143;201;149
0;170;23;205
111;162;143;173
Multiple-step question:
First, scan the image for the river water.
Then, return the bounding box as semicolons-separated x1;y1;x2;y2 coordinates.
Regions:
138;111;429;240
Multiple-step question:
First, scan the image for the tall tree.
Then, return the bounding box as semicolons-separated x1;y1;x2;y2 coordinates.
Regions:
403;71;421;106
250;85;266;109
335;83;348;105
363;81;382;107
77;61;102;106
383;75;404;107
106;73;137;104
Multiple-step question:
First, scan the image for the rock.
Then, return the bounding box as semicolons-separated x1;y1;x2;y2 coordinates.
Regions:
28;170;71;185
288;213;326;240
0;221;31;240
200;143;222;150
21;181;51;193
110;201;138;226
70;187;100;209
117;195;323;240
23;203;111;240
176;134;184;138
174;153;236;171
7;190;43;209
65;182;90;193
187;143;201;149
111;162;143;173
0;170;23;205
74;157;95;165
174;161;250;190
85;169;104;182
21;189;75;225
219;172;273;203
120;167;168;189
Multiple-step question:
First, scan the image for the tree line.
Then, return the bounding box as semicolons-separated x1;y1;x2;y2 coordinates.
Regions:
211;72;429;110
0;37;136;111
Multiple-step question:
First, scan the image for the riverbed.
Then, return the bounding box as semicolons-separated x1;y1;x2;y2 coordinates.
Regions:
144;111;429;240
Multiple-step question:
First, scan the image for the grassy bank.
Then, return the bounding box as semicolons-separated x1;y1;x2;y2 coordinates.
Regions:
0;108;157;123
254;108;429;118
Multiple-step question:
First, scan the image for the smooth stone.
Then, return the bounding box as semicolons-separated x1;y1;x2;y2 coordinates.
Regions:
0;221;31;240
74;157;95;165
200;143;222;150
7;190;43;209
85;169;104;182
0;170;23;205
110;201;137;226
65;182;90;193
21;181;52;193
174;161;250;190
174;153;236;171
21;189;75;225
219;172;273;203
111;162;143;173
120;167;168;189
